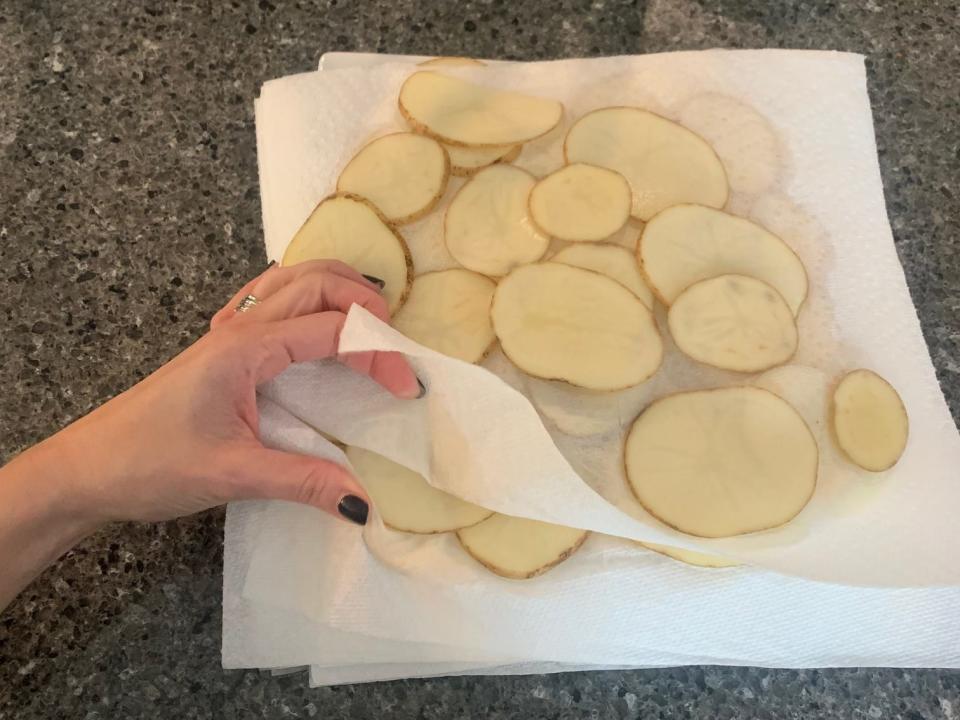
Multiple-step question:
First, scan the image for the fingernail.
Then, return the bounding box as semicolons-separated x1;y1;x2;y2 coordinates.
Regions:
267;260;277;269
337;494;369;525
416;377;427;399
362;274;385;290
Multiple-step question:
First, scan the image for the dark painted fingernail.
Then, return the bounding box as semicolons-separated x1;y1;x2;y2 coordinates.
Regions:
416;377;427;399
267;260;277;269
362;274;385;290
337;495;369;525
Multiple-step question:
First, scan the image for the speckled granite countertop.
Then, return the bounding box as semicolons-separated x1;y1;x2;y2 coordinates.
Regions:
1;1;958;717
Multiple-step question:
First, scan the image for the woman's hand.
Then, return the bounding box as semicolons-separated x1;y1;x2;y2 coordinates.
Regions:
0;259;418;609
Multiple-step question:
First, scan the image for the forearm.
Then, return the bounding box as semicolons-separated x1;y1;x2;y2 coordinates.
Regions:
0;434;102;611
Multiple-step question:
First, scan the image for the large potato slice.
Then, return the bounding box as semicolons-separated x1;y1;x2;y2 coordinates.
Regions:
625;387;818;537
336;132;449;225
832;369;909;472
528;163;631;242
639;204;808;315
564;107;728;221
445;143;521;177
417;57;487;67
392;269;497;363
550;243;654;309
399;71;563;147
346;446;492;533
445;164;549;276
456;513;588;579
667;274;798;372
282;193;412;312
640;542;739;569
492;263;663;390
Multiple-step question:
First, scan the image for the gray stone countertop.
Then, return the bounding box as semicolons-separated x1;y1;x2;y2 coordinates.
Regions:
1;1;958;718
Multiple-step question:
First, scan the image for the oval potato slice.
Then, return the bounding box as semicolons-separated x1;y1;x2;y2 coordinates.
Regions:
528;163;632;242
392;269;497;363
564;107;728;221
639;204;808;315
640;542;739;568
399;71;563;147
492;263;662;390
282;193;412;312
417;56;487;68
456;513;588;579
446;142;521;177
625;387;818;537
445;164;549;276
346;446;492;534
668;274;798;372
832;369;909;472
337;132;449;225
550;243;654;309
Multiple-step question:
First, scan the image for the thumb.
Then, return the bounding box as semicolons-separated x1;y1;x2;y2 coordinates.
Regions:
229;447;370;526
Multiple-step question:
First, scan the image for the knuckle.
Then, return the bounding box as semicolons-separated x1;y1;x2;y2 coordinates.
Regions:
296;463;338;507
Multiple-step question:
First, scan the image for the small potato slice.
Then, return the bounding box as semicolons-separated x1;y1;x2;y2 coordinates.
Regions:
445;164;549;276
346;446;492;534
832;369;909;472
625;387;818;537
417;57;487;67
564;107;728;221
528;163;632;242
337;132;449;225
392;269;497;363
550;243;654;309
399;71;563;147
456;513;588;579
282;193;412;312
492;263;663;390
667;274;798;373
639;204;808;315
445;143;521;177
640;542;739;569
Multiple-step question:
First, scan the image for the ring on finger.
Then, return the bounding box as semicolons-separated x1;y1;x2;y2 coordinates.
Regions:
234;294;260;313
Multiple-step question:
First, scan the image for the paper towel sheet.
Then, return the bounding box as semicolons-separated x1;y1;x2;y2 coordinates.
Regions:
225;50;960;676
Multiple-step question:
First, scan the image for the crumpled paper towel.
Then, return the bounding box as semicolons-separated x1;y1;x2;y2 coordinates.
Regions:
224;51;960;683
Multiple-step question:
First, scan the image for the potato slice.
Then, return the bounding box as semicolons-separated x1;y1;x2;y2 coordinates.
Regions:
832;369;909;472
444;164;549;276
528;163;631;242
564;107;728;221
668;274;797;373
346;446;492;534
625;387;818;537
392;269;497;363
639;204;808;315
417;57;487;67
456;513;588;579
550;243;654;309
399;71;563;147
640;542;739;568
282;193;412;312
336;132;449;225
492;263;662;390
446;143;521;177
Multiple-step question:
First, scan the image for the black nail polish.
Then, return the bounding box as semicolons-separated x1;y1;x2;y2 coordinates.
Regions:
362;274;386;290
416;377;427;399
337;495;369;525
267;260;277;269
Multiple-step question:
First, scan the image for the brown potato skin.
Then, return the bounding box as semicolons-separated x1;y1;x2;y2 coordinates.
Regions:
449;144;522;177
455;528;589;579
385;509;496;536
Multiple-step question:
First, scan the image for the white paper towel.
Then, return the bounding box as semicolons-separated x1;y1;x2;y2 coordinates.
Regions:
225;50;960;680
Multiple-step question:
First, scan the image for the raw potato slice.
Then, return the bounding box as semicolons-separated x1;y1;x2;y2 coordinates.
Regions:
392;269;497;363
625;387;818;537
346;446;492;534
564;107;728;221
551;243;654;309
667;274;798;372
418;56;487;67
832;369;909;472
445;164;549;276
528;163;631;242
639;204;808;315
640;542;739;569
445;143;521;177
399;71;563;147
456;513;588;579
282;193;412;312
491;263;662;390
337;132;449;225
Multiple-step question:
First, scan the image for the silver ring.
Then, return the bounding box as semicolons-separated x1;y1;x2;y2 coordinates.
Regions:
235;294;260;313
